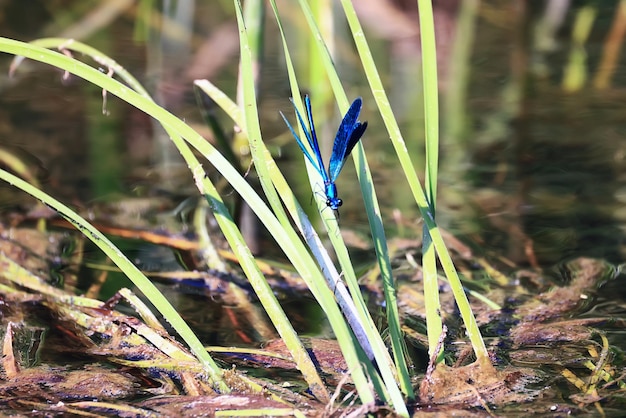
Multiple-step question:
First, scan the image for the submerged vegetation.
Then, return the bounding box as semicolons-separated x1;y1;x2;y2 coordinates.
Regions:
0;1;625;416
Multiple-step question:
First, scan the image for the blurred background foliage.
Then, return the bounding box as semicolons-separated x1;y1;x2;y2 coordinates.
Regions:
0;0;624;267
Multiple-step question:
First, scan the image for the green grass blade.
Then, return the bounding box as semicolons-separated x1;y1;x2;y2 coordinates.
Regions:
417;0;444;362
234;1;291;230
418;0;439;207
0;168;227;391
338;1;488;362
196;77;378;402
232;0;330;400
198;3;376;402
196;78;374;358
2;36;358;401
282;1;409;411
269;2;389;401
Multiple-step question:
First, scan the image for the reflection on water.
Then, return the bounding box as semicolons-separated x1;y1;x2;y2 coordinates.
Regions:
0;1;624;266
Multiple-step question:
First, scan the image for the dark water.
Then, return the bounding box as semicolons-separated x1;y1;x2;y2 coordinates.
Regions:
0;1;626;304
0;1;626;264
2;2;626;415
0;2;625;315
0;1;626;300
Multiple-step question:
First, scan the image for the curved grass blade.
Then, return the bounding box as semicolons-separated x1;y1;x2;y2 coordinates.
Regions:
0;168;227;391
4;36;334;401
339;0;488;362
196;79;378;404
233;0;373;402
288;0;411;409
